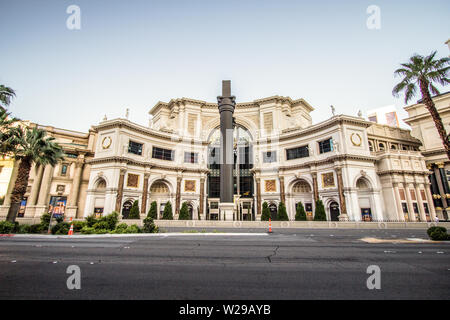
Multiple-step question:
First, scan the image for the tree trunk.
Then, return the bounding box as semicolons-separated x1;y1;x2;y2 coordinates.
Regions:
419;81;450;160
6;158;32;222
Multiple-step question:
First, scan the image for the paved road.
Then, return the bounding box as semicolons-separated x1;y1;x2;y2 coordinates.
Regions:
0;229;449;299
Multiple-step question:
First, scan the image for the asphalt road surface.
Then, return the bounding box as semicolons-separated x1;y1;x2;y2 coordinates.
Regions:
0;228;449;300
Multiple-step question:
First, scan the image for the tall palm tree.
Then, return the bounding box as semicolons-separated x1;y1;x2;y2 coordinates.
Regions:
0;85;16;109
392;51;449;158
6;127;64;222
0;108;19;155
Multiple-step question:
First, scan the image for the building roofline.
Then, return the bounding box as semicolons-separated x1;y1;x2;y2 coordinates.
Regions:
148;96;315;115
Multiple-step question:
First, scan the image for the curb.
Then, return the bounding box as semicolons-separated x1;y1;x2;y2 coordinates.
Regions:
1;232;270;239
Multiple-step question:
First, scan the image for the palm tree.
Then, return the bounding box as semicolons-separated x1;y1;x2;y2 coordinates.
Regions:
0;108;19;155
6;127;64;222
392;51;450;159
0;85;16;109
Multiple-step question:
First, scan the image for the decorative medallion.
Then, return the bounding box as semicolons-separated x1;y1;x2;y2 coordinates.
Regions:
265;180;276;192
126;173;139;188
322;172;335;188
350;133;362;146
102;136;112;149
184;180;196;192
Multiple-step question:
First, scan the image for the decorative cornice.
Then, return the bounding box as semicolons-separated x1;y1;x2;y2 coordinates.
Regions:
86;156;210;174
278;115;372;142
376;170;431;176
252;154;376;173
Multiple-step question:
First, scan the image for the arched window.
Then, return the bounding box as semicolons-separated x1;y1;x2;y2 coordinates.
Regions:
96;178;106;190
150;181;169;194
356;178;370;190
378;143;385;151
293;180;312;193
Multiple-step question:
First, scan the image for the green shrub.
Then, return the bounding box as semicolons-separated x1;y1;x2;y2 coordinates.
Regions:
295;202;307;221
162;201;173;220
314;199;327;221
277;202;289;221
128;200;140;219
51;222;71;235
17;224;31;234
143;217;158;233
148;201;158;219
29;224;43;234
72;220;86;233
101;211;119;230
85;214;97;227
92;221;110;230
427;226;449;241
427;226;446;237
178;202;190;220
124;224;141;233
40;213;51;230
0;221;16;234
114;223;129;233
261;202;271;221
80;226;95;234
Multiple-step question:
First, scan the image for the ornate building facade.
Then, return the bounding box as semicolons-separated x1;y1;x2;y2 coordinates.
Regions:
404;91;450;220
83;96;436;222
0;123;97;219
0;95;439;222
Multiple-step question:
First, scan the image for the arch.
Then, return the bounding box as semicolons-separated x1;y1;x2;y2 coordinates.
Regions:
95;178;107;190
91;174;110;190
355;176;374;221
203;116;259;140
121;199;134;219
352;173;375;190
149;178;173;194
287;176;313;193
292;179;312;194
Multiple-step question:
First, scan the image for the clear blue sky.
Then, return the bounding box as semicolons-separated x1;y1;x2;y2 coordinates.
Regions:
1;0;449;132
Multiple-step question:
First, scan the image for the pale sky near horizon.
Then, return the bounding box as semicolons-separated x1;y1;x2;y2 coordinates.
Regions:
1;0;449;132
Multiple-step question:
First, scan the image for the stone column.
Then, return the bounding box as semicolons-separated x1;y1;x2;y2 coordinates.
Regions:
393;183;405;221
68;162;83;206
217;80;236;221
312;172;319;201
3;160;20;206
28;165;44;206
66;161;84;218
415;184;426;222
256;178;261;217
115;169;126;213
434;164;448;208
37;165;54;206
425;183;437;221
404;184;416;222
336;167;348;221
141;173;150;215
279;176;285;204
175;176;182;216
199;177;205;220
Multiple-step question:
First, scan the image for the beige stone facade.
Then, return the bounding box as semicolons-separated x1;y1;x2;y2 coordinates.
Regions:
0;94;438;223
0;123;97;220
404;91;450;220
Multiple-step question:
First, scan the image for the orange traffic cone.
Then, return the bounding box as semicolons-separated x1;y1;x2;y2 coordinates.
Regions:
68;218;74;236
268;218;272;234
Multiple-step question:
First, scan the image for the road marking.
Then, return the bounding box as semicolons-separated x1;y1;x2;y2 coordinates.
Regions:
11;260;16;263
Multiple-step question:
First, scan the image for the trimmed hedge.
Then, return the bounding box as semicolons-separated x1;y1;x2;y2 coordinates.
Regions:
427;226;449;241
295;202;307;221
261;202;271;221
277;202;289;221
